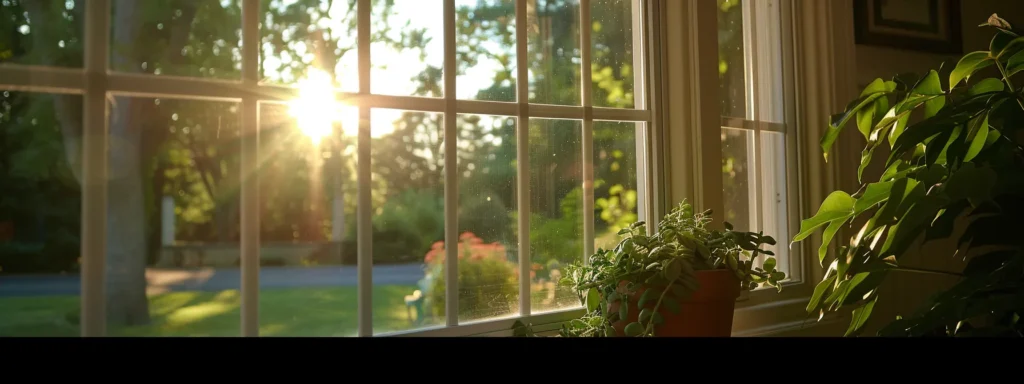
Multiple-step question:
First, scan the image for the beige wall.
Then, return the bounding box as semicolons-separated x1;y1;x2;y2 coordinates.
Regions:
783;0;1024;337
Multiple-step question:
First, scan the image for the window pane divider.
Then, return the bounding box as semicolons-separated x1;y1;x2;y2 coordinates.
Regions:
443;0;459;328
357;0;373;337
515;0;531;318
240;0;260;337
580;0;595;264
81;0;110;337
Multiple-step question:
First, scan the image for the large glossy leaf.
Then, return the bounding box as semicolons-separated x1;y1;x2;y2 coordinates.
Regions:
793;191;857;242
990;32;1016;56
818;219;847;265
806;275;837;314
924;96;946;119
586;288;600;312
877;178;924;226
824;273;871;310
1007;50;1024;76
821;80;895;160
964;114;990;162
880;194;950;258
925;200;969;242
914;69;945;95
845;295;879;337
996;36;1024;58
854;181;895;217
933;125;964;166
949;51;993;88
968;78;1006;96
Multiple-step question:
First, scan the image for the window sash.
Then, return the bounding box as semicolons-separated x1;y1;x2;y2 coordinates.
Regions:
720;0;802;285
0;0;659;337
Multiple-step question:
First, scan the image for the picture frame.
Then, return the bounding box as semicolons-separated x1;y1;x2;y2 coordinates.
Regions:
854;0;963;55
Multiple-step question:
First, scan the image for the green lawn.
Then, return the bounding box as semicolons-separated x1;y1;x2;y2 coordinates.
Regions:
0;285;428;337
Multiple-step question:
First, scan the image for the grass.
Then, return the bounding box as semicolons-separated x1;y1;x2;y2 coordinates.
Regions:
0;285;426;337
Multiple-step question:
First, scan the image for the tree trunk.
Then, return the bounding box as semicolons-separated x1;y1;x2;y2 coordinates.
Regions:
104;0;151;326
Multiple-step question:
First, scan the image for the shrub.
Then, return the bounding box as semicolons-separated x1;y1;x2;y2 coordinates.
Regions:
423;232;518;321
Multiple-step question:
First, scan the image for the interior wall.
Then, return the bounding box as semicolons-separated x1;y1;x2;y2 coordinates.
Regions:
781;0;1024;337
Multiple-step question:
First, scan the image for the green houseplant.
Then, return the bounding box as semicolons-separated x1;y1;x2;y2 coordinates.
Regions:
794;14;1024;337
516;201;785;337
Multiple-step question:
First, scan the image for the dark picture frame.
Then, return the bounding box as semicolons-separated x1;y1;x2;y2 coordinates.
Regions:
854;0;963;55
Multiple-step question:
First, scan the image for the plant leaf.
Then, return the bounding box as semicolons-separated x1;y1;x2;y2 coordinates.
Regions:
997;36;1024;58
964;114;990;162
639;308;653;324
818;219;847;265
1007;50;1024;76
762;257;777;273
914;69;945;95
924;96;946;119
824;273;871;309
880;194;950;258
624;322;644;337
949;51;993;89
821;89;891;161
887;113;911;149
586;288;600;312
663;258;682;281
854;181;895;217
945;163;998;206
619;300;629;321
793;191;856;242
637;289;656;308
968;78;1006;97
807;275;838;313
845;295;879;337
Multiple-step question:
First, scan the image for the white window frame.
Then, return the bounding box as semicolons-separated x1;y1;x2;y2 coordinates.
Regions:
661;0;858;336
0;0;661;337
1;0;860;337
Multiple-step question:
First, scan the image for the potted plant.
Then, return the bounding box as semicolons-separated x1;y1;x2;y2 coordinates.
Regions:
793;14;1024;337
516;201;785;337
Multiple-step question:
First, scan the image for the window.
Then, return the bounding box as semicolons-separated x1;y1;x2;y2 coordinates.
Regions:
717;0;799;284
0;0;656;337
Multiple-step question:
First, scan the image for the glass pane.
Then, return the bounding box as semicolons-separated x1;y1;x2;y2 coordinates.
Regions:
256;101;361;336
0;0;83;67
594;121;640;252
721;127;754;232
455;114;519;322
456;0;517;102
528;0;581;106
106;96;241;336
0;91;82;336
591;0;636;109
110;0;242;80
529;118;582;313
371;0;444;97
260;0;360;92
369;108;446;334
758;130;789;276
717;0;746;119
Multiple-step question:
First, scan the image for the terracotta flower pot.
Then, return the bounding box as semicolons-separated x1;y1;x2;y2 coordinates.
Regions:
608;269;741;337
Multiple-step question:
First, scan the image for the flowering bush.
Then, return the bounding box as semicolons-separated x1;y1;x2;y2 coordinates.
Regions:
424;232;518;321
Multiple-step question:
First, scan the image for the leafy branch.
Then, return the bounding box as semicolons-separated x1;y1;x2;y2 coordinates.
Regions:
796;13;1024;337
